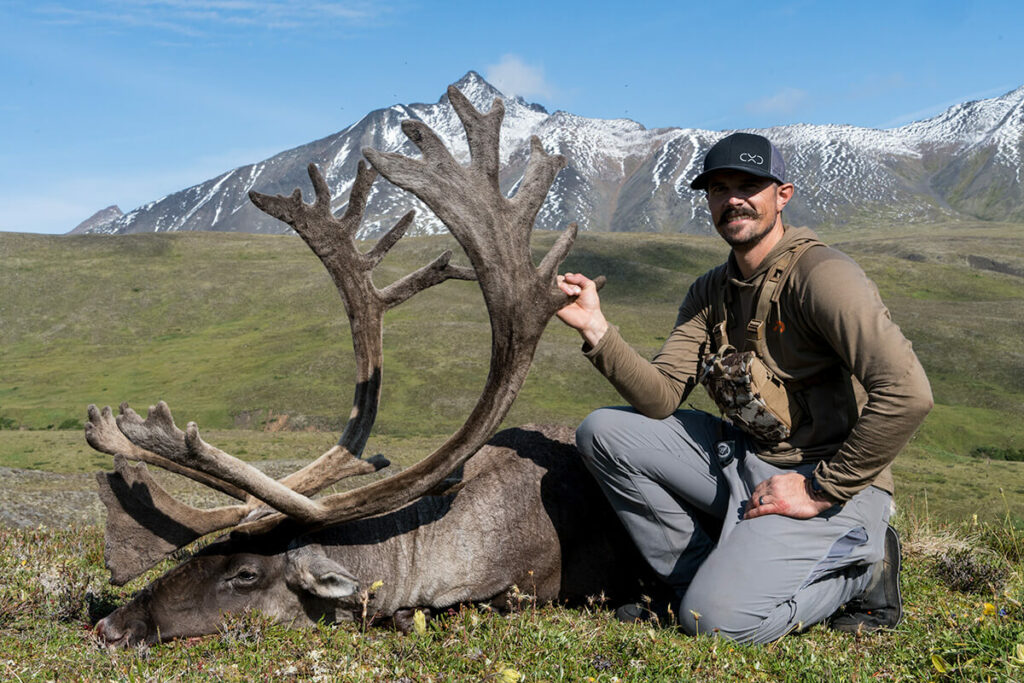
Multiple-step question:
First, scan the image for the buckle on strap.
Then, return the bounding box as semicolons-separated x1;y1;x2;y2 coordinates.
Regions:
715;440;736;467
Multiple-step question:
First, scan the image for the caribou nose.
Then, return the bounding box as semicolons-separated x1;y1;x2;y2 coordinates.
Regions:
95;615;149;647
94;616;119;644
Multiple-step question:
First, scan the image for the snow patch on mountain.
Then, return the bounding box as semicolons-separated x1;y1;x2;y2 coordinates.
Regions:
78;76;1024;236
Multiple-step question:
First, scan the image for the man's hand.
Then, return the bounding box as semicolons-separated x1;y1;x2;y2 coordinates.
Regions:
744;472;836;520
556;272;609;348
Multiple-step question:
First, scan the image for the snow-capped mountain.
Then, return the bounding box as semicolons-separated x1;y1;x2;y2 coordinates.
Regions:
69;205;123;234
80;73;1024;237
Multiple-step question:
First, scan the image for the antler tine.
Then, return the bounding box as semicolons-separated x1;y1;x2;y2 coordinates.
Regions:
87;403;247;500
512;136;570;263
447;85;503;186
380;249;477;310
332;162;369;220
365;210;414;267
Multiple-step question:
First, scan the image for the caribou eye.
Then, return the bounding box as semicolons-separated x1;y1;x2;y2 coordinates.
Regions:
230;568;260;586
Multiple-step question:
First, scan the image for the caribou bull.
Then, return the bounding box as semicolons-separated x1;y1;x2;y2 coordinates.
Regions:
88;84;658;646
93;424;655;645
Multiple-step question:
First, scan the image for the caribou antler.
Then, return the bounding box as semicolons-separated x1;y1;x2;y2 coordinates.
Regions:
248;160;474;494
228;85;600;535
91;160;472;581
91;82;600;580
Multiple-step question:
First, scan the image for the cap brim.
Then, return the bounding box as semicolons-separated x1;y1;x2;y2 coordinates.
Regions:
689;166;784;191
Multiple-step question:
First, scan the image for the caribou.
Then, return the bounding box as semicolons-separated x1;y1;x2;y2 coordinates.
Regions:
88;85;658;646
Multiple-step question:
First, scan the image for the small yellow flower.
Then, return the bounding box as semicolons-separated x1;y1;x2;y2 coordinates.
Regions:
983;603;997;616
369;580;384;593
412;609;427;635
498;667;521;682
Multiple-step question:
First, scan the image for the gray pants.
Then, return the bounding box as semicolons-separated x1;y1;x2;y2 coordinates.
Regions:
576;407;890;644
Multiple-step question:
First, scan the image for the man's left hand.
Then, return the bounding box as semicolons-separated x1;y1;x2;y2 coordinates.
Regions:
744;472;836;520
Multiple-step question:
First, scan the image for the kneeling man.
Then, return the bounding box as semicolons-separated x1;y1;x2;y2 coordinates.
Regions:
557;133;932;643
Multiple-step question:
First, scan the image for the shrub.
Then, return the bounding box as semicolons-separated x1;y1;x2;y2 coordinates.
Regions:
45;561;93;623
969;446;1024;462
933;548;1010;594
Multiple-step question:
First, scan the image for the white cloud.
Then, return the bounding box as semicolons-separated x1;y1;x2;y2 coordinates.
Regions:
745;87;809;116
35;0;385;36
483;55;556;100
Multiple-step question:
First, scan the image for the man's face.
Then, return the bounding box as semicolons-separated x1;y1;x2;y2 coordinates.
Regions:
705;170;793;250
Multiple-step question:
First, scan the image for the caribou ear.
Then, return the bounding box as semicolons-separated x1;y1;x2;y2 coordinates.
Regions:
284;544;360;599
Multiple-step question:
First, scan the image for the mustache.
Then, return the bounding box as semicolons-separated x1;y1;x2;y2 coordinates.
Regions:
717;207;758;227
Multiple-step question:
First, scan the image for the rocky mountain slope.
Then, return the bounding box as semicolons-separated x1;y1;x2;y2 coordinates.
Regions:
69;205;123;234
79;73;1024;237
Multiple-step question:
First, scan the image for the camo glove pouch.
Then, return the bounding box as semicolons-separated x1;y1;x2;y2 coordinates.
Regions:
698;346;800;444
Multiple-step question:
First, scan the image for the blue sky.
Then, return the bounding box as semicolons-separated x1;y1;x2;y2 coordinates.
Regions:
1;0;1021;234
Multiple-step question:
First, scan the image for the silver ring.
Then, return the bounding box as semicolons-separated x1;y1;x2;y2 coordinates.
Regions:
758;495;766;506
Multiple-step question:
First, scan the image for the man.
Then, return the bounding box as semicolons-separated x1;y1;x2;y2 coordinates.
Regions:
556;132;932;643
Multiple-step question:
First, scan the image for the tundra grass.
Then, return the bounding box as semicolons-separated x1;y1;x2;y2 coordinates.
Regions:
0;513;1022;681
2;226;1022;432
2;225;1024;525
2;225;1024;678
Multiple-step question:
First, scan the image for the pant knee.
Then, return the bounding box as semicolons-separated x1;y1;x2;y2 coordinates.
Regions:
574;408;620;465
678;594;771;644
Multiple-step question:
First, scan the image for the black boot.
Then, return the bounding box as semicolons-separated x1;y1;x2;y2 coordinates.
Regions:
830;524;902;633
614;598;676;626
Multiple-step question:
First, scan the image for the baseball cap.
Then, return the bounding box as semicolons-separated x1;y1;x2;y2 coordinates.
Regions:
689;133;786;190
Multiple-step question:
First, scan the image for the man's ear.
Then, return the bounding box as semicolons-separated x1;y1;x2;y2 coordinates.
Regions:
776;182;795;212
285;544;360;599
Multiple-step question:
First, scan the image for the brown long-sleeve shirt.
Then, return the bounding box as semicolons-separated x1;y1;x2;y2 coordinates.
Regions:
584;226;933;502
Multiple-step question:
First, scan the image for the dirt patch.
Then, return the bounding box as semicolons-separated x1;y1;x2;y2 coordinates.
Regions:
232;410;343;431
0;467;104;529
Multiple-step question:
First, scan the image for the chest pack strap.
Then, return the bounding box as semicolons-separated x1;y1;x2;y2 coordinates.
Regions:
712;240;824;365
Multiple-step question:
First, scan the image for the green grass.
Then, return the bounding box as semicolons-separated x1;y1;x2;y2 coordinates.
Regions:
3;226;1022;432
3;225;1024;520
1;224;1024;678
0;512;1021;681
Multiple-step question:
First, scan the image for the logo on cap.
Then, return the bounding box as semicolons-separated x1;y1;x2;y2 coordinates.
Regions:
739;153;764;164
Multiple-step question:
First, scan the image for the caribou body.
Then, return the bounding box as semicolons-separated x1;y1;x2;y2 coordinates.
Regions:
94;426;655;646
88;83;655;647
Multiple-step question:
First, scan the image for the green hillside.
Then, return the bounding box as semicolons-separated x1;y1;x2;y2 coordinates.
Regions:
1;225;1023;524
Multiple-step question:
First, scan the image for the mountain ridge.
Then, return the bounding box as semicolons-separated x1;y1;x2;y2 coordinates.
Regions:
78;72;1024;237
